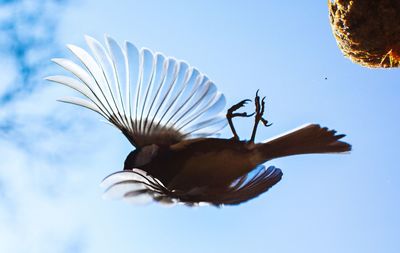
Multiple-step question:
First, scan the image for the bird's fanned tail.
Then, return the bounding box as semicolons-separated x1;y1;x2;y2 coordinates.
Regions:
255;124;351;163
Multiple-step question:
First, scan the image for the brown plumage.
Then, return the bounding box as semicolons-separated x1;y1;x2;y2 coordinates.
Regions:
120;96;350;206
48;35;351;206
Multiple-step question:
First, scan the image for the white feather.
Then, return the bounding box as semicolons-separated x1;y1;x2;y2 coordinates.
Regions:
49;35;227;146
58;97;106;117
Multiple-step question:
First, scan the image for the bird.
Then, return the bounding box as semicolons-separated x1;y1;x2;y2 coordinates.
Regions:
47;35;351;207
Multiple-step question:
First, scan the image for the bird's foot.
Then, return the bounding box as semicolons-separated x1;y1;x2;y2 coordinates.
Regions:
226;99;254;140
250;90;272;142
254;90;272;127
227;99;254;118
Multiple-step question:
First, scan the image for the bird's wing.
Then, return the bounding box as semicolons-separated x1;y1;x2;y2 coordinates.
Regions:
101;165;282;206
208;165;282;205
47;35;227;147
101;169;175;205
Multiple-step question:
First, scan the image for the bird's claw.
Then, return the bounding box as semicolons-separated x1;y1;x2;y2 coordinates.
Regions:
245;112;256;117
227;98;253;140
250;90;272;142
227;98;254;119
231;112;255;118
228;99;251;114
253;92;271;127
261;118;272;127
227;90;272;141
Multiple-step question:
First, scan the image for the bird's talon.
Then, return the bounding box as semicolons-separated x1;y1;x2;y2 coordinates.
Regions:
261;118;272;127
227;98;254;140
250;90;272;141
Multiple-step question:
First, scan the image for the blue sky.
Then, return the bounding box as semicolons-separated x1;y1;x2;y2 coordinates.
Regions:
1;1;400;252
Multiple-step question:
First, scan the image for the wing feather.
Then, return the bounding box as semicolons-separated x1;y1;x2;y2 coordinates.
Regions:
57;97;107;117
49;35;226;147
100;166;282;207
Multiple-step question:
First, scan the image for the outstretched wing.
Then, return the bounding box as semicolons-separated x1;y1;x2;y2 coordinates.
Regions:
101;165;282;207
101;169;173;205
47;35;227;147
207;165;282;205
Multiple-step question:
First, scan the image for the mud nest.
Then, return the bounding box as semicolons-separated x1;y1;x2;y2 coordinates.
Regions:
329;0;400;68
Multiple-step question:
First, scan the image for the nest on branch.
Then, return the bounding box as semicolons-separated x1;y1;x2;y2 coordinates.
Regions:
329;0;400;68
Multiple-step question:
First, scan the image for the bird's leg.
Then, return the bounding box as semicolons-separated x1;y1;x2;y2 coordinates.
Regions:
226;99;254;140
250;90;272;142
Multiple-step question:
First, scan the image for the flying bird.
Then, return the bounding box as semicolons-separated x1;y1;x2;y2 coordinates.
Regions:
47;35;351;206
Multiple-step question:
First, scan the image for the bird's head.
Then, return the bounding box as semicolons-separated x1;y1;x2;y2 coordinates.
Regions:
124;144;160;170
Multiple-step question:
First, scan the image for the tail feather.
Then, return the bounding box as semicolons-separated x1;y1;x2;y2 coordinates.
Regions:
257;124;351;162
